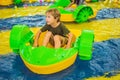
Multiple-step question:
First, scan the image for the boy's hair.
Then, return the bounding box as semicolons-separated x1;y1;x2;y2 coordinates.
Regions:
46;8;61;22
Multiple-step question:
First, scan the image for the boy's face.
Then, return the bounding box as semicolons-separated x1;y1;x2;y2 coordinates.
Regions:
46;13;57;25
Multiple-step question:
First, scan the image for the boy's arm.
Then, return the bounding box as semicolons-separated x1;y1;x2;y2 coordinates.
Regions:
33;30;41;47
66;0;74;8
66;32;73;49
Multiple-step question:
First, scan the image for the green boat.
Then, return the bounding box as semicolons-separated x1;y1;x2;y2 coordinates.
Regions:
49;0;94;23
10;25;94;74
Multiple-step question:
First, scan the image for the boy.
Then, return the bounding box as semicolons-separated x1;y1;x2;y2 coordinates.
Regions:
33;8;73;48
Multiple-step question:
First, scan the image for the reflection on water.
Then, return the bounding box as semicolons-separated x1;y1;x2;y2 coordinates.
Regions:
0;38;120;80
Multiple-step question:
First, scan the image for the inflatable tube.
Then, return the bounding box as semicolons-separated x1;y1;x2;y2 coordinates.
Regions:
9;25;94;74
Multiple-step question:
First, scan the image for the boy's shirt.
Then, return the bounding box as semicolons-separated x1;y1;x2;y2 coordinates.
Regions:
70;0;80;5
41;22;70;37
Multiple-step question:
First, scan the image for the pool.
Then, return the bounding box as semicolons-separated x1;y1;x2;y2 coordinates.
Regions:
0;1;120;80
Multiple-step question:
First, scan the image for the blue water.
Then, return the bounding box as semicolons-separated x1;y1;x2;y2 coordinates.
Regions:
0;8;120;30
96;8;120;19
0;38;120;80
0;2;54;9
0;15;46;30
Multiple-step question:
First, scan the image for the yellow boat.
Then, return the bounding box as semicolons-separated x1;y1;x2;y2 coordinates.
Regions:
9;25;94;74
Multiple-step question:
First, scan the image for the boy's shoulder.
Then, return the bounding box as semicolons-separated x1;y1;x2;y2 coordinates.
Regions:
59;22;65;27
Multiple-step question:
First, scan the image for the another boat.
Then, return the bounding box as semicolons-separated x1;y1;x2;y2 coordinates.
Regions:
10;25;94;74
49;0;94;23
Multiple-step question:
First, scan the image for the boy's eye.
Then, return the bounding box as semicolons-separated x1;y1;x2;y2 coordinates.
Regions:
47;16;51;18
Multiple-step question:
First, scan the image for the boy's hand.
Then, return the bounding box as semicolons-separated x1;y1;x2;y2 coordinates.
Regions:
66;45;70;49
33;42;38;47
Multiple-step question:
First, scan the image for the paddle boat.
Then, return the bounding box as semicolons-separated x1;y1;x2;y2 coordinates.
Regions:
10;25;94;74
49;0;94;23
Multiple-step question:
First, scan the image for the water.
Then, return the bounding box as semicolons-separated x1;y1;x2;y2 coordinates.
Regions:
0;15;46;30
